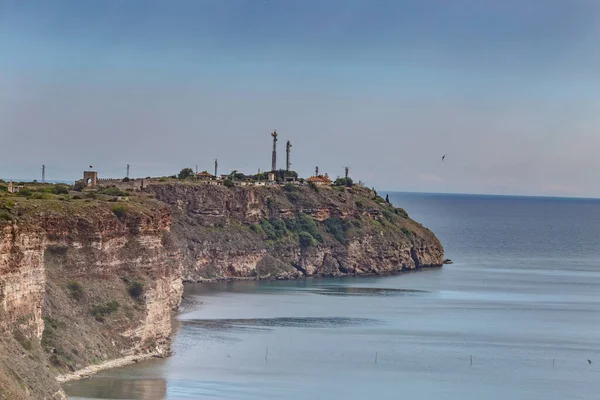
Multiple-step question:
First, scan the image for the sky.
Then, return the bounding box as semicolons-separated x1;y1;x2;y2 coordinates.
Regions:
1;0;599;197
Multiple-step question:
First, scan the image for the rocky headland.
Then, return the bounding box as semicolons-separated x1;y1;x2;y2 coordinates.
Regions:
0;182;443;399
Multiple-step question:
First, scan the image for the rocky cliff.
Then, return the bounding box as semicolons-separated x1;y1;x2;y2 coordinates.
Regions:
147;184;444;281
0;183;443;398
0;197;182;399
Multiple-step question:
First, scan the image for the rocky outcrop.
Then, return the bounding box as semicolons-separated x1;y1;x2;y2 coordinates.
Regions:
148;184;444;281
0;183;443;398
0;199;182;399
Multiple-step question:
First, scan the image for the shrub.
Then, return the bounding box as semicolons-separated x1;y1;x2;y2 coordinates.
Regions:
90;301;120;322
259;219;278;241
401;227;414;240
67;281;84;300
52;185;69;195
122;177;130;182
127;281;144;299
283;183;295;192
382;209;396;222
334;177;353;187
325;217;349;244
299;232;316;248
30;192;51;200
111;205;127;219
395;208;408;218
223;179;234;188
250;223;265;236
178;168;195;180
16;188;32;197
294;214;323;243
0;185;7;192
355;200;364;209
309;182;318;191
85;191;97;199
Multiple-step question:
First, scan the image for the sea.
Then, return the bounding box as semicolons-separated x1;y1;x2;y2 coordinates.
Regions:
65;192;600;400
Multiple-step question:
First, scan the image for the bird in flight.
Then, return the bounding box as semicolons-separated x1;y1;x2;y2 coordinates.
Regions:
442;154;446;161
588;359;592;364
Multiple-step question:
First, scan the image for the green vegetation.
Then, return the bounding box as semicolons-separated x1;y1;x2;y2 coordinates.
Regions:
401;227;414;240
251;213;324;248
228;170;245;180
382;208;396;222
223;179;234;187
90;300;120;322
67;281;84;301
127;281;144;299
111;205;127;219
0;199;15;221
334;177;353;187
395;207;408;218
122;177;130;182
16;188;32;197
13;330;32;351
298;232;317;248
324;217;353;244
178;167;195;180
41;316;62;349
254;169;298;183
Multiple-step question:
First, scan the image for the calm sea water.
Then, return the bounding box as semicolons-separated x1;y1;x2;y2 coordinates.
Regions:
65;193;600;400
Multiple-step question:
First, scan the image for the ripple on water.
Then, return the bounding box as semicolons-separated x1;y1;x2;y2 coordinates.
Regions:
183;316;380;331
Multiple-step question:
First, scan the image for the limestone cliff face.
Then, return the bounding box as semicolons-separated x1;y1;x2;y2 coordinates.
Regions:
148;184;444;281
0;199;182;399
0;183;443;398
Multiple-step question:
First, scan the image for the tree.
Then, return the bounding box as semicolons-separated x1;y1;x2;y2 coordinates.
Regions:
385;194;390;203
334;177;353;187
178;168;195;180
227;170;245;181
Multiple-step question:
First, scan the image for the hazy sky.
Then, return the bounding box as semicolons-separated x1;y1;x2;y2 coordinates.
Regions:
1;0;599;197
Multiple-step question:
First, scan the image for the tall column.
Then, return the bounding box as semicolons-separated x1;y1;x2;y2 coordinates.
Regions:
286;141;292;171
271;130;278;172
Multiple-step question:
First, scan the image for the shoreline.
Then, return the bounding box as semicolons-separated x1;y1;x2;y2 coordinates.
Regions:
58;265;444;385
56;350;168;383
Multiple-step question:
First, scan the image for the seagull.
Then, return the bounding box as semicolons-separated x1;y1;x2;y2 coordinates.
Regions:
588;359;592;364
441;154;446;161
89;165;93;169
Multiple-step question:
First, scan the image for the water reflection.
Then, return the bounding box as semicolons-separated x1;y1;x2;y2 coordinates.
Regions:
184;316;379;330
65;376;166;400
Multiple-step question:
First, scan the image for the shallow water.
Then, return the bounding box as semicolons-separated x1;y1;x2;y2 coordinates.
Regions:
65;193;600;400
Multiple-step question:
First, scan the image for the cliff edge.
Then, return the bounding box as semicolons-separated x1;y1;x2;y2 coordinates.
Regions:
148;183;444;281
0;183;443;398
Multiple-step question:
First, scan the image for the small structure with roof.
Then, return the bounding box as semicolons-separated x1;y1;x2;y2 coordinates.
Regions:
196;171;215;180
7;181;24;194
306;174;332;186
